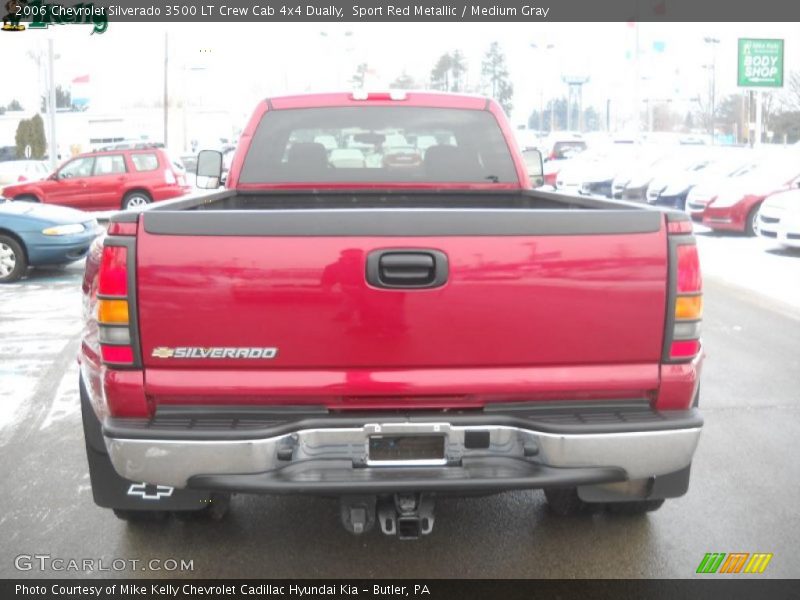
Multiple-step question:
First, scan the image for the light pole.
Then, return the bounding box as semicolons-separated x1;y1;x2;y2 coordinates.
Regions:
46;37;58;169
530;42;555;132
163;32;169;147
182;64;208;152
704;37;720;144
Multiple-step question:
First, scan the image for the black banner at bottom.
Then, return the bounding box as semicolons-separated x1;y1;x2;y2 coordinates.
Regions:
2;579;797;600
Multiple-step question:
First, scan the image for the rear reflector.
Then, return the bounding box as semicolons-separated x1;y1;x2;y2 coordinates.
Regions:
98;299;129;325
101;345;134;364
98;246;128;296
669;339;701;359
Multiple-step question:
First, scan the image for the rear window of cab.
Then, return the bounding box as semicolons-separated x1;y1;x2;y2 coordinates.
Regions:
130;153;159;172
239;106;519;184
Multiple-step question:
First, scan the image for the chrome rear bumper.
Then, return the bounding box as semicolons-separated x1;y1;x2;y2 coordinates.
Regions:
105;419;702;489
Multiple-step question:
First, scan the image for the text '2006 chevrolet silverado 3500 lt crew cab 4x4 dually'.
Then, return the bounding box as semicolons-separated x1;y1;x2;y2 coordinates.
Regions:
79;91;704;538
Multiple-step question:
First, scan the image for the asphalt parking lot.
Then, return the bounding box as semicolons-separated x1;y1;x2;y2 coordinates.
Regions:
1;235;799;579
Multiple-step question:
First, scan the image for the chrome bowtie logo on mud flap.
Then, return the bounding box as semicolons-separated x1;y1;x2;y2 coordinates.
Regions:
127;483;174;501
151;347;278;359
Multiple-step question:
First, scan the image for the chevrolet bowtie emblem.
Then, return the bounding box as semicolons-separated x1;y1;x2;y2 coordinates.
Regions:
151;347;175;358
127;483;174;501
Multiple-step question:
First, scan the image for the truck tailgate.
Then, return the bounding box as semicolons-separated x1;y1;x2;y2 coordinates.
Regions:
135;208;668;407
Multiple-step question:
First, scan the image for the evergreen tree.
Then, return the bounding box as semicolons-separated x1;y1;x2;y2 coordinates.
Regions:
430;53;453;91
350;63;369;89
389;71;417;89
450;50;467;92
30;114;47;159
15;119;32;159
41;85;72;112
481;42;514;114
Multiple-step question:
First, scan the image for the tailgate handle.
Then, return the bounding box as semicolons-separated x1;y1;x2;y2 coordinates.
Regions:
366;250;448;289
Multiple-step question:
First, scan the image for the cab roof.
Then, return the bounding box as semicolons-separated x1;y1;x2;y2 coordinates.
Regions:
266;91;493;111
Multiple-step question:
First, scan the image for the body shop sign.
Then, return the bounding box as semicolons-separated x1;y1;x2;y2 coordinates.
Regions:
738;38;784;87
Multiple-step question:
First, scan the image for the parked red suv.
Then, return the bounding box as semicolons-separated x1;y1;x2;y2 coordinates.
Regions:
1;147;191;211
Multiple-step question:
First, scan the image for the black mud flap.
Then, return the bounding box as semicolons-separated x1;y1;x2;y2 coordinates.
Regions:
577;465;692;503
80;375;212;512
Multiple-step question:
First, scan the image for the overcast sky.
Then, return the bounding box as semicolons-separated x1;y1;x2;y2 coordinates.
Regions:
5;22;800;126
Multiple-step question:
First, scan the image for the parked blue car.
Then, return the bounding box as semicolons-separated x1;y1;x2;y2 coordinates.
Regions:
0;197;103;283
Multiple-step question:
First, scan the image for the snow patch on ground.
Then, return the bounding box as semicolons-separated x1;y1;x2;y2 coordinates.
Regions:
39;361;80;431
694;227;800;311
0;264;84;432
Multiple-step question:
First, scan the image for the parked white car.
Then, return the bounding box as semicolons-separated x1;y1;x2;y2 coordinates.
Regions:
556;145;638;197
758;189;800;249
0;160;50;186
329;148;366;168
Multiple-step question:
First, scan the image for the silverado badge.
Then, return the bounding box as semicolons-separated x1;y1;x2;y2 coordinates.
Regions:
151;347;278;359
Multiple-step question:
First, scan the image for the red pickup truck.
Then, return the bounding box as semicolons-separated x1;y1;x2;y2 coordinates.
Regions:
79;92;703;539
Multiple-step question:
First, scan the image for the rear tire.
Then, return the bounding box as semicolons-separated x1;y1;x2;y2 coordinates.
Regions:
544;487;592;516
0;235;27;283
113;509;169;522
745;204;761;237
545;487;666;516
122;191;152;211
173;494;231;521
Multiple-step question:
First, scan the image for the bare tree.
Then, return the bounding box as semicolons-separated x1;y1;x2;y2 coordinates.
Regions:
778;71;800;111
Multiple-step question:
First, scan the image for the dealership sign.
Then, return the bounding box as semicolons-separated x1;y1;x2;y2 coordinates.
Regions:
738;38;784;87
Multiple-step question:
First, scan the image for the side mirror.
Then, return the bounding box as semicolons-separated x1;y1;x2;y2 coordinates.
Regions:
196;149;223;189
522;148;544;188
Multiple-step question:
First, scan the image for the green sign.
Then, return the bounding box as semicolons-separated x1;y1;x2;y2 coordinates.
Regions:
738;38;784;87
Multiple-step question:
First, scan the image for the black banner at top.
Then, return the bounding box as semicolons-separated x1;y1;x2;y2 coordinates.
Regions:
6;0;800;24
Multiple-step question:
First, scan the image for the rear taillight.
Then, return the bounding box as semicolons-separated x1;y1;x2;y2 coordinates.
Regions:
97;241;138;367
669;242;702;361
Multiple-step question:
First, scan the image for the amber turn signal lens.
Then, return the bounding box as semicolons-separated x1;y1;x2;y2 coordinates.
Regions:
675;295;703;320
98;299;129;324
